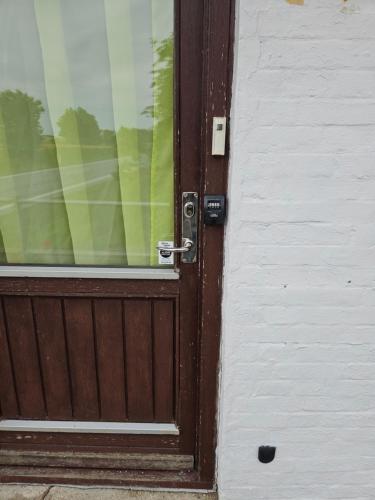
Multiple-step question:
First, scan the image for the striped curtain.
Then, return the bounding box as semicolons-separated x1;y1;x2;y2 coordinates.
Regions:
0;0;174;267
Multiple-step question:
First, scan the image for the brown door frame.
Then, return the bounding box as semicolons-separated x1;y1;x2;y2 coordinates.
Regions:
158;0;236;487
196;0;235;487
0;0;235;490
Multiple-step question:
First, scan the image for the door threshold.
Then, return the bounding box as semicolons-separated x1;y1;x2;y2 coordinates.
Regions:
0;467;212;489
0;449;194;471
0;420;179;435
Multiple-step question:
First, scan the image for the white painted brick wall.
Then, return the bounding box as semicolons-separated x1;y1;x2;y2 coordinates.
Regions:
218;1;375;499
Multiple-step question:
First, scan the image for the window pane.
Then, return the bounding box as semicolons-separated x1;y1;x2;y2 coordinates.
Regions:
0;0;174;267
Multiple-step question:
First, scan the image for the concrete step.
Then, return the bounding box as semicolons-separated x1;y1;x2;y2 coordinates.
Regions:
0;486;217;500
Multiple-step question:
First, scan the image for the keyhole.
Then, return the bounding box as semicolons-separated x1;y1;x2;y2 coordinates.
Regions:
184;202;195;218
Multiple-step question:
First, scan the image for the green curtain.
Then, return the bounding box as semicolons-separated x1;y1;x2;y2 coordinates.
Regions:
104;0;149;266
0;90;74;266
150;1;174;265
0;229;6;264
0;111;25;263
12;3;74;265
35;0;127;266
0;0;174;268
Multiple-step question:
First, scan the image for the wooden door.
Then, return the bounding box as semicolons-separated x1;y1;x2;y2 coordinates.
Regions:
0;0;234;490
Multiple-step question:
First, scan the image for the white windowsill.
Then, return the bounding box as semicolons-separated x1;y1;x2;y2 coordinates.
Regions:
0;266;179;280
0;420;179;435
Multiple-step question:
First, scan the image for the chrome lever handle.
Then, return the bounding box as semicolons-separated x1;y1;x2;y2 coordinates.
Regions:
156;238;193;253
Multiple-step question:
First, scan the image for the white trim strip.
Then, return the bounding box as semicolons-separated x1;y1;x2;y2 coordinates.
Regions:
0;420;179;435
0;266;179;280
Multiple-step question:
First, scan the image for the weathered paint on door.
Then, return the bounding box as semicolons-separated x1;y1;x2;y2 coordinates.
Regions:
0;0;235;489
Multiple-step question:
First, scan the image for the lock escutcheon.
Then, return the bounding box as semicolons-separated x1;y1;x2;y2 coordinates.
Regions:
184;201;195;218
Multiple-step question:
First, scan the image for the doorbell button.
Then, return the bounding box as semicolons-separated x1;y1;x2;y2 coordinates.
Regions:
212;117;227;156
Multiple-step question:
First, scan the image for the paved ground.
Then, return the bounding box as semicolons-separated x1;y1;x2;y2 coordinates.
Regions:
0;486;217;500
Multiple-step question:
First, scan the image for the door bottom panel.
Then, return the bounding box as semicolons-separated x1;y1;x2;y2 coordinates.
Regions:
0;449;193;471
0;294;178;425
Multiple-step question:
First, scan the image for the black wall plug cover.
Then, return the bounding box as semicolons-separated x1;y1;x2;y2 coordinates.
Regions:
258;446;276;464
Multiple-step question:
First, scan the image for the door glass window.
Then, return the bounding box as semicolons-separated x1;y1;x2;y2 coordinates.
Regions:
0;0;174;267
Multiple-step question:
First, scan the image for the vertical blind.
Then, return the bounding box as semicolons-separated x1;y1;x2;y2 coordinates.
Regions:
0;0;174;267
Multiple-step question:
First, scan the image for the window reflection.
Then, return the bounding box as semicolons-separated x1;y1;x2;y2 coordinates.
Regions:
0;0;174;267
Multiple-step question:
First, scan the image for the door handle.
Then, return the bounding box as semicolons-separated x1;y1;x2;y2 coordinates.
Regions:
156;192;198;264
156;238;193;253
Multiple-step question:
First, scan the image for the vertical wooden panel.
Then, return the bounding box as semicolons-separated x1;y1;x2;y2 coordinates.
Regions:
3;297;45;418
153;300;175;422
94;299;126;421
198;0;235;484
0;300;18;417
64;299;99;420
32;298;72;419
177;0;203;455
124;300;153;421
